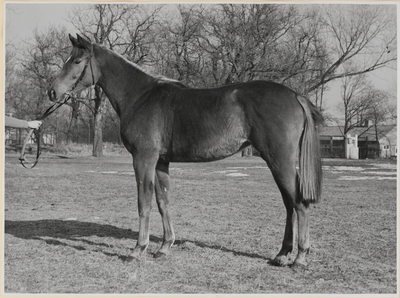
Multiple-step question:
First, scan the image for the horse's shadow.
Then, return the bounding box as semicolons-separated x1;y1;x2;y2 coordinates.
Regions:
5;220;270;262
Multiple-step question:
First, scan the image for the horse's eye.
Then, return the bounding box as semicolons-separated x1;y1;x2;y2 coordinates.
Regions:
74;60;82;65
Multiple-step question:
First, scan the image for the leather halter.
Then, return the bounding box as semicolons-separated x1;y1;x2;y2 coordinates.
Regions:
69;53;95;94
19;53;95;169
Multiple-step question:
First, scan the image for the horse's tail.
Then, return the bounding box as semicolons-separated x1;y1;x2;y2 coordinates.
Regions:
296;95;324;204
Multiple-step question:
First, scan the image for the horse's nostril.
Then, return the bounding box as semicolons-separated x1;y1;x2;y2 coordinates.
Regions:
48;89;56;100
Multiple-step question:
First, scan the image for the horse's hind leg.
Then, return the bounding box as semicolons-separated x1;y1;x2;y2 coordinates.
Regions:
264;158;299;267
266;159;311;268
271;187;297;267
292;201;310;268
154;160;175;258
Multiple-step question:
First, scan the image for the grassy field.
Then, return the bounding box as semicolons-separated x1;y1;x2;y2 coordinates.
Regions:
3;153;398;294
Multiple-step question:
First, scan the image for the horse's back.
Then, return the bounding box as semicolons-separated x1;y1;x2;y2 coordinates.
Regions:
122;80;308;162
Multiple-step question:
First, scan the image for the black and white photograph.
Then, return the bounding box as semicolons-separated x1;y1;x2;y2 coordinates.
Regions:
3;1;398;295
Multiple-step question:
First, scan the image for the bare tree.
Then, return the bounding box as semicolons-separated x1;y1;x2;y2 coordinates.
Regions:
338;74;371;134
5;43;19;113
152;5;205;85
5;27;74;143
121;5;163;64
154;4;331;103
364;89;391;141
308;4;397;93
198;4;305;86
337;72;392;136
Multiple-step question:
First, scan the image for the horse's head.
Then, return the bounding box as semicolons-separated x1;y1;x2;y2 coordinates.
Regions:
48;34;99;102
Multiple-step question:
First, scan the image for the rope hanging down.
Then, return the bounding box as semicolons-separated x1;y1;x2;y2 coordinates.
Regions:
19;98;70;169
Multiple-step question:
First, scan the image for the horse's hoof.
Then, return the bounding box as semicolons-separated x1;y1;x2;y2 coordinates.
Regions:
291;260;308;270
154;252;167;259
270;255;289;267
121;255;140;263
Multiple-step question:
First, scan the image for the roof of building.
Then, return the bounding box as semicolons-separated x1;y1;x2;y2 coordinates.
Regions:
320;125;396;142
320;126;343;136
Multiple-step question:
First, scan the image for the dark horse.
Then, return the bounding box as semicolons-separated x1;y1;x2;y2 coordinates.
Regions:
49;34;323;268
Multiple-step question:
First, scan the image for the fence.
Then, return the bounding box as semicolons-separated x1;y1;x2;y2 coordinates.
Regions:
320;136;345;158
5;127;56;146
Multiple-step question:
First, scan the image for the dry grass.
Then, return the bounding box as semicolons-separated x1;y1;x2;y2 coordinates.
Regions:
3;154;397;294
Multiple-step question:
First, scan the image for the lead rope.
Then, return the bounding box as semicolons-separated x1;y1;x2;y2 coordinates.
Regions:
19;96;71;169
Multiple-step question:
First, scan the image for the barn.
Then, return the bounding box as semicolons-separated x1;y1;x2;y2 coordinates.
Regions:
319;123;397;159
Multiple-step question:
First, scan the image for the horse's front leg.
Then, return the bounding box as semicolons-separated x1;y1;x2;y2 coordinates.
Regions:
154;159;175;258
130;154;158;259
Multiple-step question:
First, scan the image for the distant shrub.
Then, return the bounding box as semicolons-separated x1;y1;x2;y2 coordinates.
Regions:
47;143;129;156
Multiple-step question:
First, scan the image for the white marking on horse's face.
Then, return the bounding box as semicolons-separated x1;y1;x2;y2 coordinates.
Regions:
65;55;72;63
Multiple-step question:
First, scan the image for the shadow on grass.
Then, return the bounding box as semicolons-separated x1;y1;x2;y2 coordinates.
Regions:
5;219;270;262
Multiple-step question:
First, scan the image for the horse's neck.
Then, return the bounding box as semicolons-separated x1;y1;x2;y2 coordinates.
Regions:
95;45;156;117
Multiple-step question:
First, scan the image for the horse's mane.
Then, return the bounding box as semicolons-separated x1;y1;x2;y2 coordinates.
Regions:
155;75;186;88
96;43;184;87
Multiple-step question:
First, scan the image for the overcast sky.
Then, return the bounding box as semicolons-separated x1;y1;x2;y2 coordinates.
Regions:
4;2;398;118
5;3;77;44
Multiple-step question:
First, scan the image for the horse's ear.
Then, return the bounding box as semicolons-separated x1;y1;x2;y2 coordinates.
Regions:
76;34;93;54
69;34;79;47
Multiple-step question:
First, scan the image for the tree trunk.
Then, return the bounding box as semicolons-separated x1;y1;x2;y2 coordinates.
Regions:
66;112;79;144
92;85;106;157
66;99;81;144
